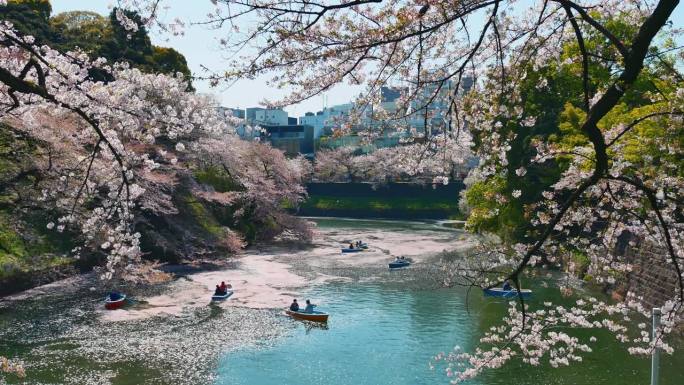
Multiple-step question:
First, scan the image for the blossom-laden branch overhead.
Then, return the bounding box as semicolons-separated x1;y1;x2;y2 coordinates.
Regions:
163;0;683;380
3;0;684;382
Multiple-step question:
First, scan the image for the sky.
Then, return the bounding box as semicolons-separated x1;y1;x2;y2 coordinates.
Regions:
50;0;361;117
50;1;684;118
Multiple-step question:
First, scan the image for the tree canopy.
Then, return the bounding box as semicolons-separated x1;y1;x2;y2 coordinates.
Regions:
1;0;684;382
0;1;192;83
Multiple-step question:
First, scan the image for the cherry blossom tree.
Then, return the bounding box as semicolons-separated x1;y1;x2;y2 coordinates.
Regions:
313;147;361;182
3;0;684;381
192;135;313;242
109;0;684;380
0;26;217;278
314;135;472;185
0;24;314;281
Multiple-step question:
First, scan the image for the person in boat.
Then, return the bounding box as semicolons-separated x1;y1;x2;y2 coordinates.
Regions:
349;243;355;250
214;285;225;296
109;292;122;301
502;280;513;291
219;281;231;292
356;241;362;248
289;299;299;312
303;299;316;313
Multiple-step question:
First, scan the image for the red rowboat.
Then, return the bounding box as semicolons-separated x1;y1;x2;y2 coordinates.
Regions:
285;309;329;323
105;294;126;310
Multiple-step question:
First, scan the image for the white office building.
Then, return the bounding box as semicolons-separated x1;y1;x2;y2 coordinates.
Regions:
299;103;356;139
244;107;289;126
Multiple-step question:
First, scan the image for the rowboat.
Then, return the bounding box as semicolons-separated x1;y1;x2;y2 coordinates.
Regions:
483;288;532;299
212;290;234;301
104;294;126;310
389;260;410;269
285;309;329;323
341;248;363;253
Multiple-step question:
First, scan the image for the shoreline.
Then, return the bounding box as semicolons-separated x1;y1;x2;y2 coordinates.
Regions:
2;219;474;323
0;217;465;300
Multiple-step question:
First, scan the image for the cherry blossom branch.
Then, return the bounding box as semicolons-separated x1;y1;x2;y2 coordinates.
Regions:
500;0;679;318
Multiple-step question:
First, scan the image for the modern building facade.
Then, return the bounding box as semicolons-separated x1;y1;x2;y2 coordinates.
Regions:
261;124;315;156
218;77;473;157
244;107;289;126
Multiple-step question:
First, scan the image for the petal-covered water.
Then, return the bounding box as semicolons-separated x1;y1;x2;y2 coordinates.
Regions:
1;218;683;385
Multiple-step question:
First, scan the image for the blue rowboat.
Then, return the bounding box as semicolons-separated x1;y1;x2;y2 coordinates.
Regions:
389;260;410;269
341;248;363;253
483;288;532;299
212;290;233;301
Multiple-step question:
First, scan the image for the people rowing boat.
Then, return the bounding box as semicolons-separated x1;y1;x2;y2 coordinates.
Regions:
214;281;232;296
303;299;316;313
285;299;328;322
287;298;316;313
290;299;300;311
389;256;411;269
344;240;367;252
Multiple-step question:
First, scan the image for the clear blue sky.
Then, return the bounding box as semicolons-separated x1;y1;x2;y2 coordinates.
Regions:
50;1;684;118
51;0;361;116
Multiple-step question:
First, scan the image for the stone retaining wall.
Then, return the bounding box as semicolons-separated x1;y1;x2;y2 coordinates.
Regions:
624;239;680;310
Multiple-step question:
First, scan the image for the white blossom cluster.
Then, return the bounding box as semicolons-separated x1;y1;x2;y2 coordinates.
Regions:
3;0;682;381
0;21;229;279
435;296;678;383
313;132;473;186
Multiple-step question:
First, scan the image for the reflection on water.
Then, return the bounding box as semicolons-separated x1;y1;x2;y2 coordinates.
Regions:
0;289;290;385
217;282;684;385
2;218;683;385
308;217;460;233
216;284;473;385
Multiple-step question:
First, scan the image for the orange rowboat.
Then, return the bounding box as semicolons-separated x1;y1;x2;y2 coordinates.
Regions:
285;309;329;323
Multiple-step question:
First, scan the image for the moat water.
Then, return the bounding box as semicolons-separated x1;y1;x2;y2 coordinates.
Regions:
1;219;682;385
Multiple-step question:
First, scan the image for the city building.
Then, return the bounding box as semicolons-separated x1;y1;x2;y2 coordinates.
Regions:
216;106;244;119
261;124;315;156
217;77;473;157
299;103;356;139
246;107;289;126
244;107;263;121
381;86;401;102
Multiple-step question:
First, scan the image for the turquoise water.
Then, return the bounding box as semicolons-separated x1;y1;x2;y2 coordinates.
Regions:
2;218;684;385
216;284;474;385
216;282;684;385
